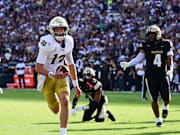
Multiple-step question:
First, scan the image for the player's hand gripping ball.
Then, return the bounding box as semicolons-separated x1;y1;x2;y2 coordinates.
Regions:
56;65;69;74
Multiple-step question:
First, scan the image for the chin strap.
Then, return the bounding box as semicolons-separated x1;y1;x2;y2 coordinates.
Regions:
54;35;65;42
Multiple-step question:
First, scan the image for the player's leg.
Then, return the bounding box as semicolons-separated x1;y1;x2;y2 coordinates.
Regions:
95;95;115;122
58;92;69;128
95;95;107;122
43;78;59;114
22;75;26;88
142;75;148;100
135;74;141;91
82;102;97;122
145;77;162;127
55;78;70;135
18;75;22;88
159;76;171;118
83;109;96;121
151;101;161;124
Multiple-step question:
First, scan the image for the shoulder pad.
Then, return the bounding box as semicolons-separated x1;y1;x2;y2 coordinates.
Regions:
65;35;74;50
164;39;173;48
38;34;53;50
94;81;102;91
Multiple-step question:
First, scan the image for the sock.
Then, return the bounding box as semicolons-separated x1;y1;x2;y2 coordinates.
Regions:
60;128;67;135
105;113;108;119
162;103;169;110
156;117;162;123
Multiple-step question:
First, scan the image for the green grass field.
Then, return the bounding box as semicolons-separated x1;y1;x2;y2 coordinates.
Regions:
0;89;180;135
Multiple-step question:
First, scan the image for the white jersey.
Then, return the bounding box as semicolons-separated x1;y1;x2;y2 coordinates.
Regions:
16;62;26;75
135;62;145;76
36;34;74;72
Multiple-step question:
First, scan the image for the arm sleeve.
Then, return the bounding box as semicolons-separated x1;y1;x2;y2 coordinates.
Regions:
65;49;74;65
36;36;50;64
167;50;173;56
94;81;102;91
167;40;174;56
128;52;145;66
36;47;48;64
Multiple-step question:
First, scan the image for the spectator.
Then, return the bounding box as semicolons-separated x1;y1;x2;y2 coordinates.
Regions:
0;0;179;90
171;70;179;92
134;61;145;91
15;58;26;88
4;48;12;62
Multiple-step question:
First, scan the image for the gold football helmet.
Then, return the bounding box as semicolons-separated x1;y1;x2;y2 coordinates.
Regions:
146;25;162;40
83;67;96;79
49;16;69;41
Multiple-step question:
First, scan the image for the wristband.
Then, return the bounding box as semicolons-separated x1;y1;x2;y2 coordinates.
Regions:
48;71;55;78
72;80;79;87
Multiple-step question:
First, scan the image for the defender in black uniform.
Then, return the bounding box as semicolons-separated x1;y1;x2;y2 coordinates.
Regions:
120;25;173;127
72;67;115;122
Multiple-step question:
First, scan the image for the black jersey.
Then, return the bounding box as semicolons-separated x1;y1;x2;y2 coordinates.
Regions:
139;39;173;76
79;78;102;101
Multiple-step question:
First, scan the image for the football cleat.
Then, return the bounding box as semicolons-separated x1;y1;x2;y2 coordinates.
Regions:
162;103;169;118
107;110;116;121
162;110;168;118
156;118;163;127
142;96;148;101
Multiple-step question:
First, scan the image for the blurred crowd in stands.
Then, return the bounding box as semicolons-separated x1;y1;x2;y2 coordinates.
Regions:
0;0;179;91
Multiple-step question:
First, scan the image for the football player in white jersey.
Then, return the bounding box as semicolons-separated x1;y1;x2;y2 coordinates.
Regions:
35;16;81;135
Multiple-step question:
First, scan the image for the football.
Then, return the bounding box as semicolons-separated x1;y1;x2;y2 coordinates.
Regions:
56;65;69;74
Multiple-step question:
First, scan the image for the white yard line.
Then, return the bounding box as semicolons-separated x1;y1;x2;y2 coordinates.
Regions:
0;124;38;127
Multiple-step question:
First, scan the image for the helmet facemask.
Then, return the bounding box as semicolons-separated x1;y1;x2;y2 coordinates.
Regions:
147;32;157;42
146;25;162;42
83;67;96;81
53;27;67;41
84;73;94;80
49;16;69;42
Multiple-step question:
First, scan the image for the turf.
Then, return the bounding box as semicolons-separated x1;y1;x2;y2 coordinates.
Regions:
0;89;180;135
